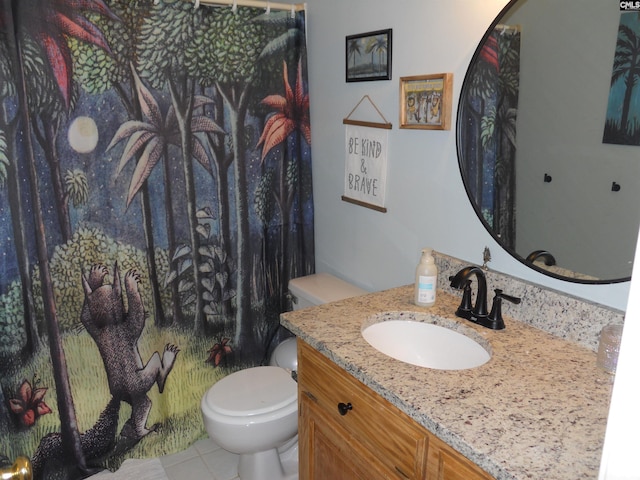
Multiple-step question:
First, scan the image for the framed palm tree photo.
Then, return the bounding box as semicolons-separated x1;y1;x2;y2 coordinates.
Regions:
346;29;392;82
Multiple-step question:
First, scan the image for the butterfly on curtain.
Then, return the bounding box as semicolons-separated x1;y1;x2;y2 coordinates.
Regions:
8;377;52;427
207;338;233;366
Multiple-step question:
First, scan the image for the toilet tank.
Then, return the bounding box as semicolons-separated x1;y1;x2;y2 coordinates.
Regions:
288;272;367;310
272;273;367;371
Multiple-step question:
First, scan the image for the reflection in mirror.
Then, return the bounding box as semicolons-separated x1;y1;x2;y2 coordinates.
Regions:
457;0;640;284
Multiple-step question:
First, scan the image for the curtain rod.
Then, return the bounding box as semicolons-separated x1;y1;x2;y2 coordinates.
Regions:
194;0;306;11
495;23;521;34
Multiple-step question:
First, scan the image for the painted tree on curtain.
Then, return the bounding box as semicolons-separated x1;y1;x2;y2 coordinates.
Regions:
459;29;520;249
0;1;313;478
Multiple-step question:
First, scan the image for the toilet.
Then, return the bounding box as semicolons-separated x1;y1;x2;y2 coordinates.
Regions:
201;273;367;480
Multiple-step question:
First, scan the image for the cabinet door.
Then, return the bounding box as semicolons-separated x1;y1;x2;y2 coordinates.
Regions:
297;341;428;479
427;434;494;480
297;340;494;480
299;393;392;480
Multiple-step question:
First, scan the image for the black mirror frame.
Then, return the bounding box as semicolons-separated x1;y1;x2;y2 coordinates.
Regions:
455;0;630;285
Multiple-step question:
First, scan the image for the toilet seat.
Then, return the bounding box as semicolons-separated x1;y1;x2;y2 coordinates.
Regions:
203;366;297;417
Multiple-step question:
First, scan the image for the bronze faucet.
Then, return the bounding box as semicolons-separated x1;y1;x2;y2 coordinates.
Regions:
450;267;520;330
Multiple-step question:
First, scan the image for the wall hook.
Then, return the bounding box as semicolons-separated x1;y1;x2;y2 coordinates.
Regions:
612;181;621;192
544;173;552;183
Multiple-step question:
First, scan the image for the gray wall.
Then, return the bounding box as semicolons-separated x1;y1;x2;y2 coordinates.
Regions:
304;0;631;310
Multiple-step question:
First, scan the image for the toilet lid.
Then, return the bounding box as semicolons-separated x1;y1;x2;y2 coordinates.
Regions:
204;366;297;417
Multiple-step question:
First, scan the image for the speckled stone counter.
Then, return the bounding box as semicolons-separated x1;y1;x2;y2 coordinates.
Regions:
281;285;614;480
433;253;624;352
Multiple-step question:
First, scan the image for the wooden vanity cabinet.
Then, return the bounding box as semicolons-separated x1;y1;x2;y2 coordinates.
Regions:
297;340;494;480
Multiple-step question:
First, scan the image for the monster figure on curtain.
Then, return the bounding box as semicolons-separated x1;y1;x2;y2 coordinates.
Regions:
0;1;313;478
459;27;520;249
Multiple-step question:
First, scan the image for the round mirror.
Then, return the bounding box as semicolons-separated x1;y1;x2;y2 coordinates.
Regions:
457;0;640;284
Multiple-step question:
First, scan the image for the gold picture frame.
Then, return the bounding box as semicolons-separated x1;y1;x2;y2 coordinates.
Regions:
399;73;453;130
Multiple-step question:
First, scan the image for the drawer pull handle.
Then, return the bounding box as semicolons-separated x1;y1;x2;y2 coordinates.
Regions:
337;402;352;415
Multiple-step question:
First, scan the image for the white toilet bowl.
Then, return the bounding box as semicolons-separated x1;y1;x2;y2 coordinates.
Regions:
200;274;367;480
201;365;298;480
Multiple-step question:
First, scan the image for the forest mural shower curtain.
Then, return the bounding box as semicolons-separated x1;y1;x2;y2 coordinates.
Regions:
459;27;520;249
0;1;313;478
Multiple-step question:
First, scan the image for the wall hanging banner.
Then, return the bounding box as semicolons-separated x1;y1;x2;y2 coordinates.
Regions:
343;124;389;212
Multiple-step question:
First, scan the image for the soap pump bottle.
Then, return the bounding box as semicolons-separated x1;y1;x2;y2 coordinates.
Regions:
414;248;438;307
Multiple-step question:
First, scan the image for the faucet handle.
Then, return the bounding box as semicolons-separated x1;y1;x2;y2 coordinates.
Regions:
495;289;521;306
455;280;473;319
485;289;521;330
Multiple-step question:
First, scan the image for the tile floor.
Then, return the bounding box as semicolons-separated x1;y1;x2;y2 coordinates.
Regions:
159;438;298;480
160;438;240;480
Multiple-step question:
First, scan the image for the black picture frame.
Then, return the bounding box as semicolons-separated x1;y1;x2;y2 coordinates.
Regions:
345;29;392;82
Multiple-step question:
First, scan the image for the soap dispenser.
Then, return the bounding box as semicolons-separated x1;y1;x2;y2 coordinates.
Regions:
414;248;438;307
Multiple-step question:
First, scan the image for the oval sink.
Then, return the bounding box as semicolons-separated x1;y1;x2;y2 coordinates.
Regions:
362;318;490;370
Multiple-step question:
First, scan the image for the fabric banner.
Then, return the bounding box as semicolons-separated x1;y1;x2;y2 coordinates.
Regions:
343;124;389;210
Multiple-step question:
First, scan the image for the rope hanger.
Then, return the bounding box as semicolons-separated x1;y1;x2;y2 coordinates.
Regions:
343;95;392;130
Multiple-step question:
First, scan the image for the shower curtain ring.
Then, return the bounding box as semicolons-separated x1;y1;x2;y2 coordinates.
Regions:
265;1;271;14
194;0;200;9
153;0;159;4
291;4;295;18
231;0;237;12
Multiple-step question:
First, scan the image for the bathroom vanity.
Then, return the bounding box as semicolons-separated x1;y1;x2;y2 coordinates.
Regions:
281;277;615;480
298;339;493;479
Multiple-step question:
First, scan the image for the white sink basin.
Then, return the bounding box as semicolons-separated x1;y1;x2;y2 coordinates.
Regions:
362;317;491;370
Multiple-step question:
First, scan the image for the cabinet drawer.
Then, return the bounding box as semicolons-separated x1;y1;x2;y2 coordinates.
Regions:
298;340;428;479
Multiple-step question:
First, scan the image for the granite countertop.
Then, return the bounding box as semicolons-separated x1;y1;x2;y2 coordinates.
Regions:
280;285;614;480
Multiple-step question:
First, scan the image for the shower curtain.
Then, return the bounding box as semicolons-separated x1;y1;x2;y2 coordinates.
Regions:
459;27;520;249
0;1;314;478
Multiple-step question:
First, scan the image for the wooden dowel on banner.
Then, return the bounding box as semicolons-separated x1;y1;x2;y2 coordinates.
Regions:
343;119;392;129
341;196;388;213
